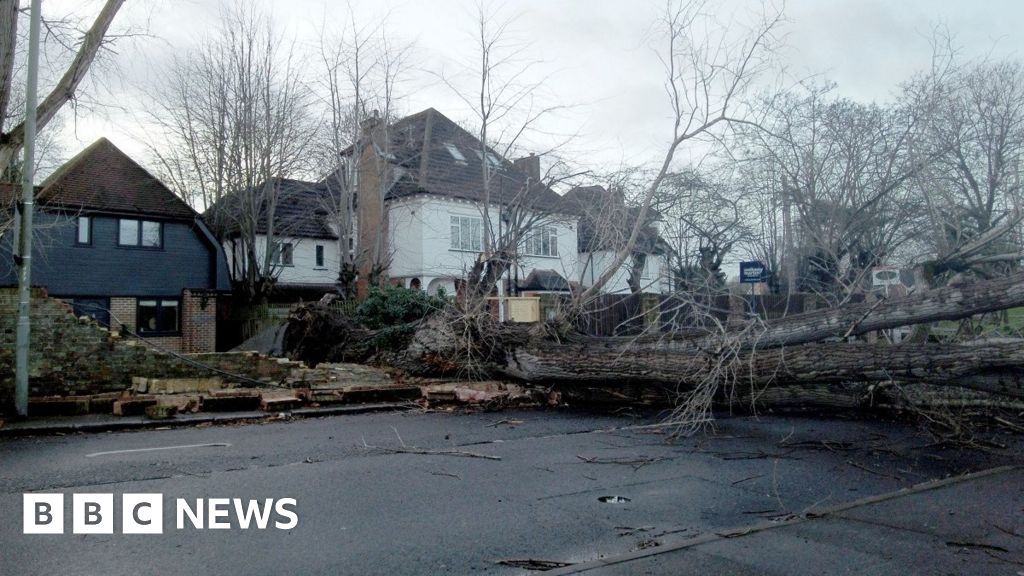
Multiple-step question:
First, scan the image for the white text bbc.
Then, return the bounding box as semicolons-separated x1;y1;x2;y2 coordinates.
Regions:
23;494;298;534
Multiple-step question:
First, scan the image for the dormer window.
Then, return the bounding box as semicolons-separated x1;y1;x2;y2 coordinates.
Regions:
444;143;467;164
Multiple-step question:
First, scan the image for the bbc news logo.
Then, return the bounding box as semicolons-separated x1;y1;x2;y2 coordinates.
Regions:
23;494;298;534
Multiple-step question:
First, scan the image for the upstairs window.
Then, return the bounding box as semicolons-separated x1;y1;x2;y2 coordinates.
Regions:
76;216;91;245
271;242;294;266
118;219;162;248
315;244;325;268
450;215;482;251
137;298;179;335
524;226;558;257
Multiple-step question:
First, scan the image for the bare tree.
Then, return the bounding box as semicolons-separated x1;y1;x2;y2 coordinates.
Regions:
576;0;782;304
144;4;319;304
0;0;124;229
316;9;411;298
437;3;578;312
732;83;927;302
908;58;1024;285
656;169;748;295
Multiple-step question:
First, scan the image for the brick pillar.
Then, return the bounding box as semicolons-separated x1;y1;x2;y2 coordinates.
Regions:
181;289;217;353
109;297;137;335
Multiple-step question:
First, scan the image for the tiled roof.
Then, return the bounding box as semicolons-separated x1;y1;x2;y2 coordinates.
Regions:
562;185;666;254
37;138;196;220
207;178;339;240
518;268;570;292
330;108;570;214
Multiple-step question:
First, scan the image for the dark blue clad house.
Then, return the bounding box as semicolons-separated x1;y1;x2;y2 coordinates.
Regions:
1;138;230;352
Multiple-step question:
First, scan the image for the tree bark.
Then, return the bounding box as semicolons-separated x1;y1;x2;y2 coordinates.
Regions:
500;341;1024;399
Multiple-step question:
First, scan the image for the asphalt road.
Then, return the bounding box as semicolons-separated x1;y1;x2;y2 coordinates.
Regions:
1;408;1021;575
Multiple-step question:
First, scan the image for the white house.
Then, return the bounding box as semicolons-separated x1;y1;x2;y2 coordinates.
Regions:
562;185;672;295
344;108;588;300
214;178;346;294
213;109;671;302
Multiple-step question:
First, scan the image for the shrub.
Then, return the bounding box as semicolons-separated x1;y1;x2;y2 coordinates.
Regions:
354;286;447;330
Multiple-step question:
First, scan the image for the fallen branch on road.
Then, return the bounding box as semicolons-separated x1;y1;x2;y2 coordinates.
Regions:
359;429;502;460
495;558;574;570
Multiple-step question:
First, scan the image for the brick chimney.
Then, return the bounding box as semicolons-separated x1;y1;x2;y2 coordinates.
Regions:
512;153;541;182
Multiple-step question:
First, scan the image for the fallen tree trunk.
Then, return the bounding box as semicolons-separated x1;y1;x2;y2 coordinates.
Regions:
285;271;1024;413
500;341;1024;399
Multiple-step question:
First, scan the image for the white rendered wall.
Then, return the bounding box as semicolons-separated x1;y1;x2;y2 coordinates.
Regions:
224;234;342;286
386;194;580;292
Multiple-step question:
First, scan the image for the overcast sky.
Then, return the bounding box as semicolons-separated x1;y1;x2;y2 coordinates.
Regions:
44;0;1024;180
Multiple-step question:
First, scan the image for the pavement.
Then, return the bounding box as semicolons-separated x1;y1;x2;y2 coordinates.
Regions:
0;408;1021;575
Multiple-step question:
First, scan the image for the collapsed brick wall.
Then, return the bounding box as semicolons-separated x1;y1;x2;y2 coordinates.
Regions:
0;288;209;411
0;288;401;414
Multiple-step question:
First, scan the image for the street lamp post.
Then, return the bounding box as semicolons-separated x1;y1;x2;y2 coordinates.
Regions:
14;0;43;417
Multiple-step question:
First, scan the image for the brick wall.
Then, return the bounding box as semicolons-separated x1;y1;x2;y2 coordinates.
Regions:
109;293;218;354
0;288;387;415
109;297;136;332
182;289;216;353
0;288;214;412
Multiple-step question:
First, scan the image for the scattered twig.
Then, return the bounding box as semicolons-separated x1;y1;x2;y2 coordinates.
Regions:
846;460;902;480
651;527;693;538
703;449;799;461
731;474;766;486
779;440;856;453
495;558;574;571
993;416;1024;434
945;540;1009;553
361;436;501;460
577;455;668;470
486;418;524;428
429;471;461;479
635;539;660;550
994;524;1024;541
983;550;1024;566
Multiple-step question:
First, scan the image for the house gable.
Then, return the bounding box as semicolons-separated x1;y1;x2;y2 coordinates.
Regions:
39;138;196;220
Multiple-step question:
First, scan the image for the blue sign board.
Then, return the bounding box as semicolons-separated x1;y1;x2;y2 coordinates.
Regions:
739;261;769;284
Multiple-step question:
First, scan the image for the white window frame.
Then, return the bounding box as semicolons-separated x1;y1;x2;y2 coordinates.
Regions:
271;241;294;266
450;215;483;252
523;226;558;257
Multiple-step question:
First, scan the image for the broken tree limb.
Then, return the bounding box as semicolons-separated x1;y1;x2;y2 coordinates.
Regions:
697;270;1024;350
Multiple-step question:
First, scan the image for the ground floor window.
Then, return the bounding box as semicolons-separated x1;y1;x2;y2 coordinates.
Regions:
272;242;294;266
137;298;180;335
70;297;109;326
